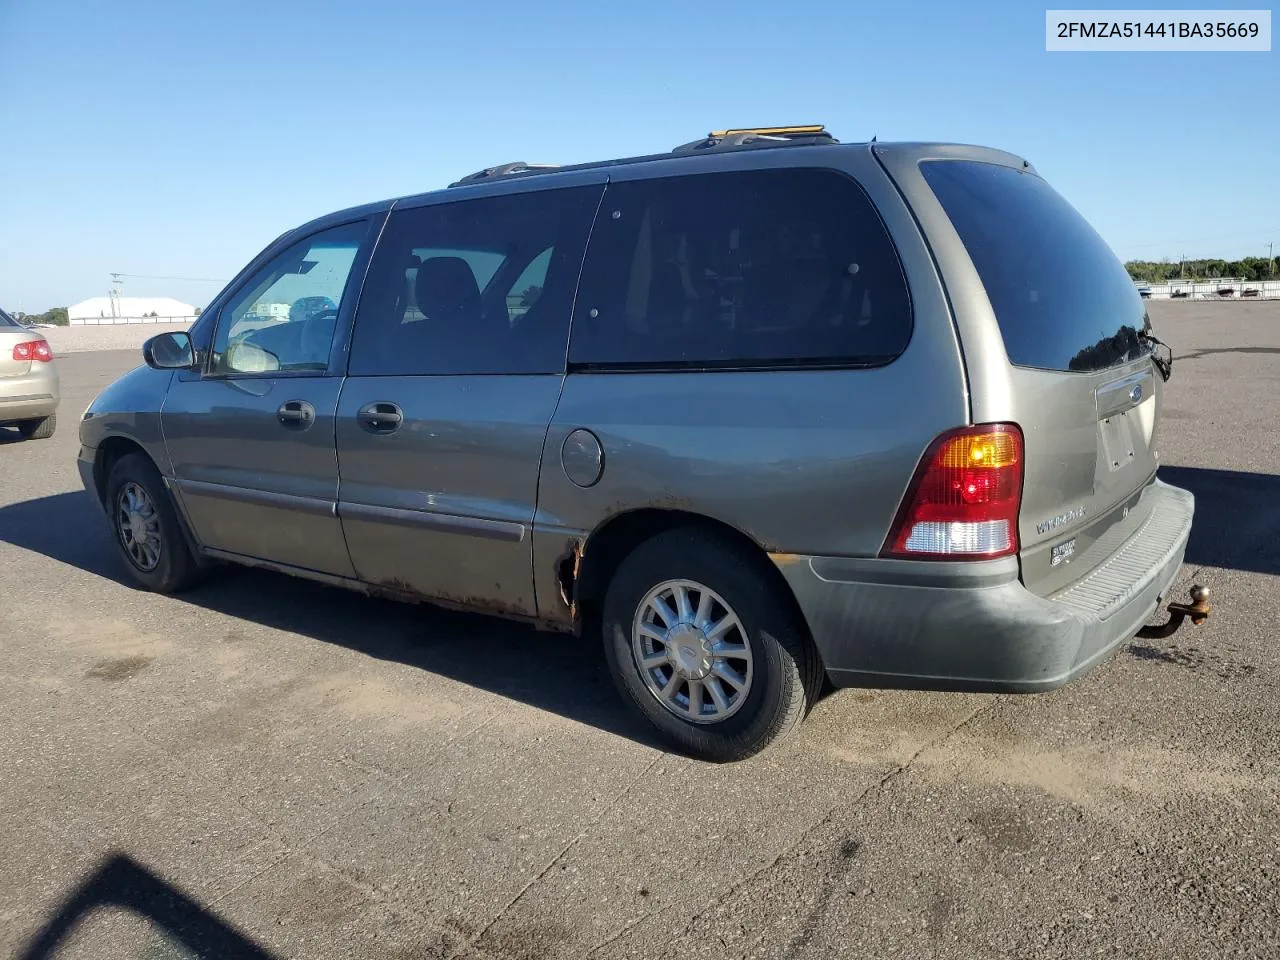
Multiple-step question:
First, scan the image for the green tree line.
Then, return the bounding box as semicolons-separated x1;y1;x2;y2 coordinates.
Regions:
13;307;70;326
1125;256;1276;283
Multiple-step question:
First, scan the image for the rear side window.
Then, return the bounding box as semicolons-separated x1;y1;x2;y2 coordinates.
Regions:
921;160;1146;373
569;169;911;369
349;185;601;376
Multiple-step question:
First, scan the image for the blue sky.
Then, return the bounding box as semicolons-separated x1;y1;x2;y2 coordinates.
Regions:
0;0;1274;311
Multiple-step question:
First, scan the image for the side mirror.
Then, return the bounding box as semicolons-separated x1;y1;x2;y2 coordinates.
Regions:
143;332;196;370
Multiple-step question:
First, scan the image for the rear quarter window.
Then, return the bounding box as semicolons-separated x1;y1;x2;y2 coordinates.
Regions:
921;160;1147;373
569;168;911;369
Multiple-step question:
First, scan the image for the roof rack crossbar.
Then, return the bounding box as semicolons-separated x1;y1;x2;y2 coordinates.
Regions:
708;124;827;137
671;125;838;155
670;130;839;154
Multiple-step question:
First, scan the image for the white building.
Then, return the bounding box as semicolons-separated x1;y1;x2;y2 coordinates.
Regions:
68;296;198;325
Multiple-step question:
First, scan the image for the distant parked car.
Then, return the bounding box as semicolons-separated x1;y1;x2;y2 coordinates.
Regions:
0;307;59;439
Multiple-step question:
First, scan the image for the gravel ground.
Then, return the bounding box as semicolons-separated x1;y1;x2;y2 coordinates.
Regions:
43;322;192;355
0;300;1277;959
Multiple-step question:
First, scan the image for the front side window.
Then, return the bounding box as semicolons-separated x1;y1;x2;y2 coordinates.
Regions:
349;185;601;376
569;169;912;369
211;221;366;375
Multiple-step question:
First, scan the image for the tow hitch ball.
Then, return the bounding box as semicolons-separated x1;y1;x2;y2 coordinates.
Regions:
1136;585;1212;640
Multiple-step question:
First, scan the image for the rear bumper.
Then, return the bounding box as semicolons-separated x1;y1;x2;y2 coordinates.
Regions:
774;478;1194;692
0;365;60;423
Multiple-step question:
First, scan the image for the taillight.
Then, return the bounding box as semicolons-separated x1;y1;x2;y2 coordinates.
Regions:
13;339;53;363
881;423;1024;560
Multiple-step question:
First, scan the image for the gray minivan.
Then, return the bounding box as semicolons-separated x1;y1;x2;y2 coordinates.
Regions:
78;126;1206;761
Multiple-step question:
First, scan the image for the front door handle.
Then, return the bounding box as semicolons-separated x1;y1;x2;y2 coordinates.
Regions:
277;400;316;429
357;401;403;433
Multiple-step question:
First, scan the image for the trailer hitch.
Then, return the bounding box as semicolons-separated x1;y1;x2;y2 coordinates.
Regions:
1135;585;1211;640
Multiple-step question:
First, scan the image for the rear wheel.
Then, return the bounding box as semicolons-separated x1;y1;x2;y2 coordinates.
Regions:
601;528;822;762
17;413;55;440
105;452;203;593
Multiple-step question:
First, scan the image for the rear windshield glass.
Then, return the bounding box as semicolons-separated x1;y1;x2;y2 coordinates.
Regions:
921;160;1147;373
0;308;17;327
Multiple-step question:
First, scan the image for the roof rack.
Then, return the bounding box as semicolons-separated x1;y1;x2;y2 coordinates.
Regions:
446;125;839;189
672;124;837;154
448;161;560;188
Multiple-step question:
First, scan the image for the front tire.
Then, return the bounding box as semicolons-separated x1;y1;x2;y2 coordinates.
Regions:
18;413;55;440
601;528;822;762
105;452;203;593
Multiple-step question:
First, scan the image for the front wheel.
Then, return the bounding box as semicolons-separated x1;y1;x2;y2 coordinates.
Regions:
105;452;204;593
601;529;822;762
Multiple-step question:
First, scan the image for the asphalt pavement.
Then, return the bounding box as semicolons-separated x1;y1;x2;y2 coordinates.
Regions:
1;300;1277;959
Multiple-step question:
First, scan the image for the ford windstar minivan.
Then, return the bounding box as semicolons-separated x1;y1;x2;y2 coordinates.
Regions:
78;125;1206;761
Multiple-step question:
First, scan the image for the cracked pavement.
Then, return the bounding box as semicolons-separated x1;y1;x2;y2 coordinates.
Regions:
1;300;1277;959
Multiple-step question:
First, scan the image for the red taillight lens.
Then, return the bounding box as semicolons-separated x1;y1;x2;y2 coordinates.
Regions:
881;423;1024;560
13;339;52;363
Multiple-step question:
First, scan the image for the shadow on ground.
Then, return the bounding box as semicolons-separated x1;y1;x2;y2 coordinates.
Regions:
0;466;1271;747
1158;465;1280;577
17;853;276;960
1177;345;1280;362
0;490;658;748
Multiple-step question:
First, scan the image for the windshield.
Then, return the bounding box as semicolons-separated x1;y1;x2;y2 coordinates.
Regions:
921;159;1147;373
0;307;18;327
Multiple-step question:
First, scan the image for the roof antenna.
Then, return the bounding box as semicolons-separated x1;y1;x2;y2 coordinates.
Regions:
870;134;877;142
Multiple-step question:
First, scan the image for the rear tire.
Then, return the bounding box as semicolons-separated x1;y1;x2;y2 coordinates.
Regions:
18;413;55;440
601;528;822;762
105;452;203;593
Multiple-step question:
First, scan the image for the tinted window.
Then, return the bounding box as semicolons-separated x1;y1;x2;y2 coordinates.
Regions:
349;186;601;376
0;308;17;328
568;169;911;368
212;222;366;375
921;160;1147;373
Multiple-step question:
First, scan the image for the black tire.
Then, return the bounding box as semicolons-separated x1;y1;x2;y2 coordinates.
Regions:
601;528;823;763
105;451;203;593
18;413;55;440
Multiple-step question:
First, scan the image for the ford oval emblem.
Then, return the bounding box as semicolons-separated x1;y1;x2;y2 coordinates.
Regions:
1129;383;1143;403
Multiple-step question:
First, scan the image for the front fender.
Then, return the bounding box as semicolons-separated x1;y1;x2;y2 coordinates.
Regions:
79;362;175;475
